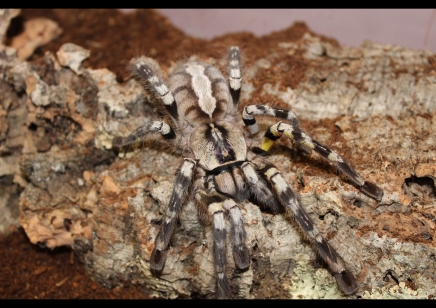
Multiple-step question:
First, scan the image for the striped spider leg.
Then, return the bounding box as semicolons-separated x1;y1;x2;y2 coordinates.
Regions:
114;122;196;274
151;158;197;274
112;56;181;149
112;120;176;148
242;104;384;201
228;46;242;110
131;56;180;123
112;56;192;274
194;173;249;299
242;161;358;294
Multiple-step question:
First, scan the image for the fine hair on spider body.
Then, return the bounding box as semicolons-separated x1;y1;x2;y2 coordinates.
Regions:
112;46;383;299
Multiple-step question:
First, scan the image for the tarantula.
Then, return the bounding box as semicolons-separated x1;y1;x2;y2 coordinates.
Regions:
112;46;383;298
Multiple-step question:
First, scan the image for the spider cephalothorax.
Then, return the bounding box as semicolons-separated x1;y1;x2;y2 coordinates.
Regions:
112;46;383;298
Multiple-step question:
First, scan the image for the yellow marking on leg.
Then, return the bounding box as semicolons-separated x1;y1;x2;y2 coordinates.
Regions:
209;202;224;215
261;137;275;152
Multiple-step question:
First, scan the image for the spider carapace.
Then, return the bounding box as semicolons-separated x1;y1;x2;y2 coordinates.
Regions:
112;46;383;299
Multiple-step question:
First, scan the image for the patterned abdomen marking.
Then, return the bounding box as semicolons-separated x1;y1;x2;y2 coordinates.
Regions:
168;62;232;125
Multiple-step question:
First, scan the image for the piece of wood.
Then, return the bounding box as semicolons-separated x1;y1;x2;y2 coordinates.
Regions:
1;9;435;299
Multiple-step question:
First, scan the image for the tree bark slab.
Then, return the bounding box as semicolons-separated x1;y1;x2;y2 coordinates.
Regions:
1;9;436;299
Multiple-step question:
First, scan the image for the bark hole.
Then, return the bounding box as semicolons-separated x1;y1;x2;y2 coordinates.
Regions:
404;175;436;199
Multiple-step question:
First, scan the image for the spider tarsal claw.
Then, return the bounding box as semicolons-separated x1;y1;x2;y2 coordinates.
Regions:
335;269;359;295
359;181;383;201
150;249;167;275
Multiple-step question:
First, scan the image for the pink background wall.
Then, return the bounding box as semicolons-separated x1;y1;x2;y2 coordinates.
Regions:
128;9;436;53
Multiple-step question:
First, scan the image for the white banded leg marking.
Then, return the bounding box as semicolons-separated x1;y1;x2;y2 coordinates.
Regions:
228;46;242;106
241;162;284;214
209;201;228;299
194;190;230;298
223;199;249;270
255;120;382;201
263;165;358;295
150;158;196;275
135;62;174;105
132;58;179;120
196;191;249;297
278;122;364;186
112;120;176;149
242;104;298;135
263;167;313;232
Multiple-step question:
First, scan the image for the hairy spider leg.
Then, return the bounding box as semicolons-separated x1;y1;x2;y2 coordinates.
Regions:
242;161;358;295
204;171;250;271
131;57;179;121
223;199;249;271
228;46;242;107
112;120;176;149
242;104;299;135
149;158;196;275
264;121;382;201
195;190;249;298
210;201;228;299
237;161;283;214
242;105;383;201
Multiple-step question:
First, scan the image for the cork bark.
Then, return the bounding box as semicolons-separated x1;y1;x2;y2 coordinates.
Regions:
1;9;436;299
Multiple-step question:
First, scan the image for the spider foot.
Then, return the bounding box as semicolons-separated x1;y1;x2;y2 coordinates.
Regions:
334;268;359;295
359;181;383;201
150;249;167;275
216;272;228;299
233;246;249;271
112;136;125;148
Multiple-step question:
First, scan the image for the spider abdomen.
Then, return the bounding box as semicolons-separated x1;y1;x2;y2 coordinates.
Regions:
167;62;233;125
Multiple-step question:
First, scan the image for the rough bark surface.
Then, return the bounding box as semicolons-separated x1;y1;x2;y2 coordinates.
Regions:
1;9;436;299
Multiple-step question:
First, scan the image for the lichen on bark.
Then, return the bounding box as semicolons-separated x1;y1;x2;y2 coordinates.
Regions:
1;9;436;299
